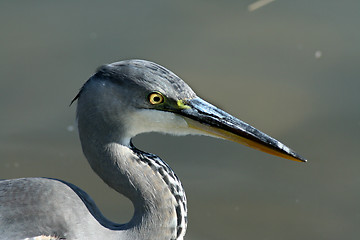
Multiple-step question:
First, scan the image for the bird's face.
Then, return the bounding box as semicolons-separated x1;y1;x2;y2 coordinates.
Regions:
139;90;305;162
78;60;305;162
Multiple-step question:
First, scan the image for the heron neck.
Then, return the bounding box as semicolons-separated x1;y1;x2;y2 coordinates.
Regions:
77;123;187;240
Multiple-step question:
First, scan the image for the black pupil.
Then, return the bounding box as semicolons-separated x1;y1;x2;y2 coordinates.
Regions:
153;96;161;102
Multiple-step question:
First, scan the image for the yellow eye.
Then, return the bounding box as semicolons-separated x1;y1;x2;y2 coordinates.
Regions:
148;92;164;105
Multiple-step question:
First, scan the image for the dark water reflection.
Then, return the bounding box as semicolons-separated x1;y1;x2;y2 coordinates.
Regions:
1;1;360;239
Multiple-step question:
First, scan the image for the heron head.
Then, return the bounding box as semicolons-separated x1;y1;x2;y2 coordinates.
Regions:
73;59;306;162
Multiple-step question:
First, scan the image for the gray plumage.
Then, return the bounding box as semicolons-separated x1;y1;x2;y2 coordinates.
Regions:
0;60;306;240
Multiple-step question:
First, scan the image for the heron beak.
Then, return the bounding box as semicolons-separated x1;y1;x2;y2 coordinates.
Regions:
179;98;306;162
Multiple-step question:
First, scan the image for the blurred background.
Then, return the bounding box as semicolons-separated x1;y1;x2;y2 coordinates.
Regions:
1;1;359;239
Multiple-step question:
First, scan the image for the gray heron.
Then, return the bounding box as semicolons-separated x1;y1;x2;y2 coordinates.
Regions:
0;60;306;240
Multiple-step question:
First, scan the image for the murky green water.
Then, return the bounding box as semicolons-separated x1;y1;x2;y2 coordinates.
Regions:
1;1;360;239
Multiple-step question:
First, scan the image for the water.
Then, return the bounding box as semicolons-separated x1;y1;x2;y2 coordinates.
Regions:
1;1;360;239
